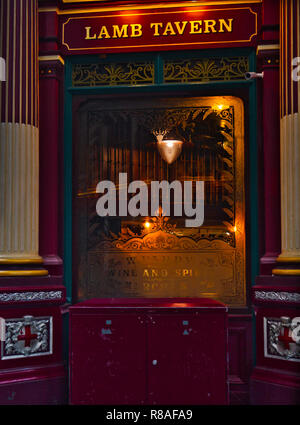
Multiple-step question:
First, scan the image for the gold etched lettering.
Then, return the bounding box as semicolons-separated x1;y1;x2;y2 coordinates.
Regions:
174;21;188;35
98;26;111;39
189;20;202;34
126;257;136;265
219;18;233;33
151;269;159;278
112;24;129;38
204;19;217;33
130;23;142;37
143;269;150;278
85;26;96;40
163;22;176;36
182;269;192;277
150;22;163;36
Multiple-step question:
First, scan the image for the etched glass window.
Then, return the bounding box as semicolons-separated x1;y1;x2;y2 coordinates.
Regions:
73;96;246;307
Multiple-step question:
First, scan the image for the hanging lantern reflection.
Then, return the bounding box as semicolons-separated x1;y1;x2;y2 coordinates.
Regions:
153;129;183;165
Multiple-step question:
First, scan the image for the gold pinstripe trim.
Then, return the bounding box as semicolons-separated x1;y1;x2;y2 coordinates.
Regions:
0;270;48;277
0;258;43;264
39;55;65;65
276;257;300;263
40;0;262;15
272;269;300;276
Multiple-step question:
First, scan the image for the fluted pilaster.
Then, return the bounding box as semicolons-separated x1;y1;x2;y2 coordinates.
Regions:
273;0;300;275
0;0;47;275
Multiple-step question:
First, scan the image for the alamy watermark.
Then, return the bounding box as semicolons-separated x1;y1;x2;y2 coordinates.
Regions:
292;57;300;82
96;173;204;227
0;317;5;341
0;57;5;82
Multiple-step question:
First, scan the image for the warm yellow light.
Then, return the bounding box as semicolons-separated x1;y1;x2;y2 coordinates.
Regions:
212;104;229;112
157;139;183;164
233;226;237;232
144;221;151;229
171;303;190;308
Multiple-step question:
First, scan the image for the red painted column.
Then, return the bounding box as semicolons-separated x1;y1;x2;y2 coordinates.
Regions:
39;7;64;276
258;0;281;275
251;0;300;405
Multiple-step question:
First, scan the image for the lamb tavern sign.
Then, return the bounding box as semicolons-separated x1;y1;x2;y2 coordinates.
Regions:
61;3;260;54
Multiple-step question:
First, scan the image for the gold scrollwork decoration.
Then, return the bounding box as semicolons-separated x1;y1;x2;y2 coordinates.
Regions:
98;229;235;252
164;57;249;83
72;62;155;87
100;210;236;249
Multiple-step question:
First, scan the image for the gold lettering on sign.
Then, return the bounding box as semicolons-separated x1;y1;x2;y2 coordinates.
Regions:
174;21;188;35
163;22;177;36
84;18;234;41
150;22;163;36
112;24;129;39
204;20;217;33
85;24;142;39
189;20;202;34
219;18;233;33
100;26;111;39
85;26;96;40
130;23;143;37
149;18;233;37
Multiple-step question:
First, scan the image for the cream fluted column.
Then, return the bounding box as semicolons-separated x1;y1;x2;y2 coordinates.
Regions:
0;0;47;276
273;0;300;275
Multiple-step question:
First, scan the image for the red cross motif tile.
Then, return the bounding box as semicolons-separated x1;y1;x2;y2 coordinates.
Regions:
1;315;53;360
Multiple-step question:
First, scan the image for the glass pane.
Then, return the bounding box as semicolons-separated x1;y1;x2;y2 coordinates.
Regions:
73;96;246;307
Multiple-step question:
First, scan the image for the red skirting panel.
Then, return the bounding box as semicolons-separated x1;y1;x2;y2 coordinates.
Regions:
0;277;67;405
250;276;300;405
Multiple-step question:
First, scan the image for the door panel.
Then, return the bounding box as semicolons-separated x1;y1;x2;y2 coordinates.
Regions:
70;313;147;404
147;312;228;404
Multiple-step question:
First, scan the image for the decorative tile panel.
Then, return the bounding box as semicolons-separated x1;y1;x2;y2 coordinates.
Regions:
1;315;53;360
264;316;300;362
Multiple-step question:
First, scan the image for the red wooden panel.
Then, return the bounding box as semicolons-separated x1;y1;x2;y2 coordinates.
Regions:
147;312;228;405
0;367;66;405
228;315;253;405
70;313;147;405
